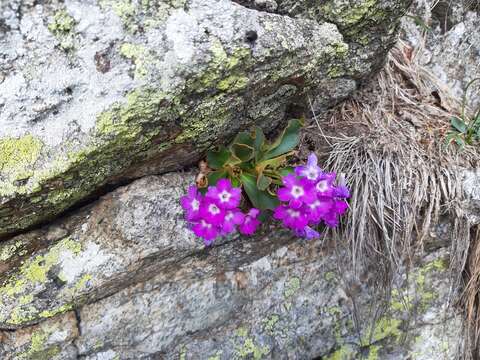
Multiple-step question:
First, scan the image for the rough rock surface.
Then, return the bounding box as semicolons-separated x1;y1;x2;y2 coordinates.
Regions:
0;0;411;236
0;172;466;359
402;0;480;109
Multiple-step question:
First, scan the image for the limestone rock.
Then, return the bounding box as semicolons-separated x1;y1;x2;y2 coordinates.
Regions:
0;171;466;359
0;0;410;236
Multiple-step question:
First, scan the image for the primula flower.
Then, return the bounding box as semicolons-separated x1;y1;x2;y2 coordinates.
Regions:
222;210;245;234
295;226;320;240
273;205;309;230
295;153;322;182
334;174;351;199
192;219;219;245
306;198;332;223
277;174;316;208
199;198;225;225
206;178;241;209
315;173;336;197
332;199;348;216
180;185;202;221
239;208;261;235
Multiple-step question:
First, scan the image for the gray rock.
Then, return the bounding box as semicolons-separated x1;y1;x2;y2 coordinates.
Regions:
0;171;466;359
402;0;480;110
0;0;410;237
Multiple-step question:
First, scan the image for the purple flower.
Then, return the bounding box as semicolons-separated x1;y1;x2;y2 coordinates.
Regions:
199;198;225;225
315;173;336;198
277;174;316;208
306;198;332;223
332;200;348;216
273;205;309;230
295;226;321;240
206;179;241;209
222;210;245;234
192;219;220;245
295;153;322;182
334;174;350;199
323;213;339;228
180;185;202;221
239;208;261;235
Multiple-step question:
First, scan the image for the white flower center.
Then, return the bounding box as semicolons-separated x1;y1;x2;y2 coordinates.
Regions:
201;220;211;229
309;200;320;209
291;185;304;198
219;190;231;202
225;212;234;221
191;199;200;211
316;180;328;192
306;168;318;180
208;203;220;215
287;209;300;218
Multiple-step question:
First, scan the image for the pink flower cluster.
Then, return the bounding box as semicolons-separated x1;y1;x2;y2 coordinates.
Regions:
180;179;261;246
273;153;350;239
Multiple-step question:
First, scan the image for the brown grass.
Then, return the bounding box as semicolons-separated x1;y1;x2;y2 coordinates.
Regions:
303;40;480;357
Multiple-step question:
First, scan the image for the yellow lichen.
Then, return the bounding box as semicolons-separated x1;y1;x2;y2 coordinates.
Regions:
0;135;43;174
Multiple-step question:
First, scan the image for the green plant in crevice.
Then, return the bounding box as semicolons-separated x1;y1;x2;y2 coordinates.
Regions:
180;119;351;246
446;78;480;147
205;119;303;211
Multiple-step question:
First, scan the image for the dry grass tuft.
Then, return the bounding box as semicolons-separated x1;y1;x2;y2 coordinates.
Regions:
304;40;480;357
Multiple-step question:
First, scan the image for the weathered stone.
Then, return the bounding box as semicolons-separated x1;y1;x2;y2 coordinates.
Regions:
402;0;480;109
0;171;466;359
0;311;78;359
0;0;410;236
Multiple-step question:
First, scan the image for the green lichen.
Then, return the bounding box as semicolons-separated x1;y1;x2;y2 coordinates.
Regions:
415;258;448;287
120;43;151;79
236;338;269;359
325;345;356;360
319;0;378;28
38;304;74;319
236;327;249;338
0;135;43;176
262;314;279;334
207;351;223;360
179;345;187;360
363;317;402;345
324;271;337;283
19;328;61;360
0;237;82;325
103;0;138;32
48;10;75;35
0;240;26;262
48;10;76;51
283;277;301;298
367;345;380;360
193;40;251;93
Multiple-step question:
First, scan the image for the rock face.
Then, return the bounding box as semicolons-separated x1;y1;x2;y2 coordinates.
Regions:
402;0;480;109
0;0;411;236
0;172;465;359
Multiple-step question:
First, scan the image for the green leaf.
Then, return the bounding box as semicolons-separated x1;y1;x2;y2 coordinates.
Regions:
278;167;294;176
256;154;289;171
253;126;266;162
207;170;227;187
230;131;255;162
257;211;269;223
232;132;255;147
263;119;302;160
231;143;254;162
451;116;467;133
257;173;272;191
240;173;279;210
207;147;230;169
